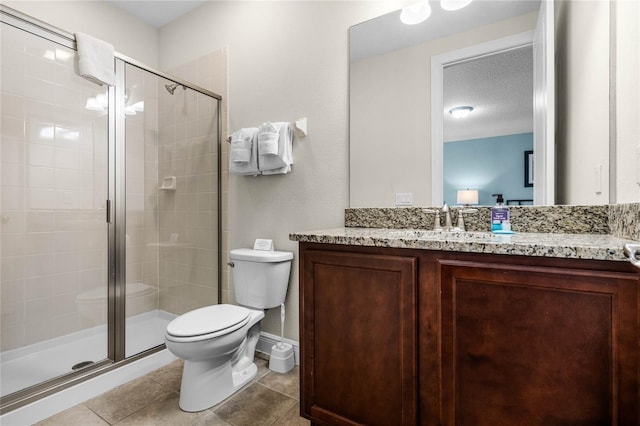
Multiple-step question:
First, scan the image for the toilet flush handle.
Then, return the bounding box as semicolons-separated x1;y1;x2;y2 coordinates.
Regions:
227;261;235;268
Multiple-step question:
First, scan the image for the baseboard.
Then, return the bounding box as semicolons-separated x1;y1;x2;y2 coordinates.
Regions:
256;332;300;365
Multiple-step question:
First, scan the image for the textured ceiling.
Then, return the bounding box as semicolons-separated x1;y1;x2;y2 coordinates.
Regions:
443;45;533;142
350;0;539;143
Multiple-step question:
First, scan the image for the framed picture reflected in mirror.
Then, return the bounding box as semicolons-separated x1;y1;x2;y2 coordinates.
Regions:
524;150;534;187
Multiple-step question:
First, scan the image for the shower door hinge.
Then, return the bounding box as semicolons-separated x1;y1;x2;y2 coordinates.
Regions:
106;199;112;223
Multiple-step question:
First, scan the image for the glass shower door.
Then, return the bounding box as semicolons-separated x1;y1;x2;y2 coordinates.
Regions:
0;23;109;396
123;63;220;357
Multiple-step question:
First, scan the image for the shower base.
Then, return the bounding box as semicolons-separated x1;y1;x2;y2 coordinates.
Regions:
0;309;176;398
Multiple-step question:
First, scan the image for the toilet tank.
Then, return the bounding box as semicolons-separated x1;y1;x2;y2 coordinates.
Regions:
229;249;293;309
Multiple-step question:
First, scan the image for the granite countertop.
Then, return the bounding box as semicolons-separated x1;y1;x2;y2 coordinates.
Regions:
289;227;639;262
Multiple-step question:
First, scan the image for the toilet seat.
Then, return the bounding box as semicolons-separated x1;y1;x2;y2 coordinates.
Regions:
166;304;251;343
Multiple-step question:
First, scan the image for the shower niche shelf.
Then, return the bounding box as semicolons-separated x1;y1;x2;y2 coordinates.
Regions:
158;176;176;191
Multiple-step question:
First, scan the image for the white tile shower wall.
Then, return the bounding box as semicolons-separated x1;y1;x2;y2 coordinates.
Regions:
1;24;109;351
158;48;228;314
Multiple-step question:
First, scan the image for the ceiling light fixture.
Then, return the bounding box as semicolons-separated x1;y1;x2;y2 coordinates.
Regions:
440;0;473;11
400;1;432;25
449;105;474;118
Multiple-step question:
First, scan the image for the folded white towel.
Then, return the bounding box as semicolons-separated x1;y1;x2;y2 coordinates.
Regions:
258;121;280;156
75;32;115;86
260;122;293;175
229;128;260;175
230;140;252;163
230;137;252;164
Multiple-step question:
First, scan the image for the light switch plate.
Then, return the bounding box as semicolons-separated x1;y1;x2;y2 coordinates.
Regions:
395;192;413;206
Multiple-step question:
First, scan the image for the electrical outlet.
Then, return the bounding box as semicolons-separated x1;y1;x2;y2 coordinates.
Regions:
395;192;413;206
593;164;602;194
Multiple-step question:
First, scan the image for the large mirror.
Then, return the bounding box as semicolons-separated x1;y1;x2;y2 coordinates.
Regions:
349;0;637;207
440;44;536;206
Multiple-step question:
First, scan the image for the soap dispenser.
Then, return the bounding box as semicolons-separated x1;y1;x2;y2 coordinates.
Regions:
490;193;510;233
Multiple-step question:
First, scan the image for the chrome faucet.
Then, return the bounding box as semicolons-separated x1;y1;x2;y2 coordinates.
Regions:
424;205;475;231
433;210;442;230
441;204;453;230
454;208;478;232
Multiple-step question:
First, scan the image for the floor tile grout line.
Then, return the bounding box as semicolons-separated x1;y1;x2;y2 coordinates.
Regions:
83;403;114;426
209;380;258;414
255;380;300;401
89;384;180;425
211;381;298;426
267;397;299;426
253;380;296;396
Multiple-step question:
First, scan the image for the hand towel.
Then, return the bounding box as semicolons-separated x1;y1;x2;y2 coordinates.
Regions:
229;128;260;175
260;122;294;175
230;131;252;164
258;121;280;156
75;32;115;86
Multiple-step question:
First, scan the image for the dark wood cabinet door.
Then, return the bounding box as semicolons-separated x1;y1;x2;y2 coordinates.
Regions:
300;249;418;426
439;260;639;426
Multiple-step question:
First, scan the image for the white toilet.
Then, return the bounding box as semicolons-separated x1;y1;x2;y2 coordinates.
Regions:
165;248;293;412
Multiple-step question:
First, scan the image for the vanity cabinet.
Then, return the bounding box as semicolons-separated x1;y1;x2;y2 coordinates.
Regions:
439;259;639;425
300;249;418;425
298;243;640;426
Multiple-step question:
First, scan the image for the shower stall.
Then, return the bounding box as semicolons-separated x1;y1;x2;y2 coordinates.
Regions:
0;5;222;413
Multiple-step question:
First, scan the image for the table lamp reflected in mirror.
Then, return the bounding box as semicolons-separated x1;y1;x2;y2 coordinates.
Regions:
457;189;479;207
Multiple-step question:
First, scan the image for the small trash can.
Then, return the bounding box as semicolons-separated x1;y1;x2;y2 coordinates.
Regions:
269;342;294;373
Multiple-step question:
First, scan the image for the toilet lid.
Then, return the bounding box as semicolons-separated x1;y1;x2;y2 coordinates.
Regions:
166;304;250;338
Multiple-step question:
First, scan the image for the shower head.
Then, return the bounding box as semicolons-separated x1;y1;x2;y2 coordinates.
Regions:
165;83;185;95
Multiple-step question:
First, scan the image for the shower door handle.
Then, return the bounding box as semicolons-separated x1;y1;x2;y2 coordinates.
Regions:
106;199;112;223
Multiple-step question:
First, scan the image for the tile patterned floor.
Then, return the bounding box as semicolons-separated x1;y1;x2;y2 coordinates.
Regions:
36;357;309;426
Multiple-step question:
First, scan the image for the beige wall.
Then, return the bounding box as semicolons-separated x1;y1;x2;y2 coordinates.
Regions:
3;0;158;67
350;12;537;208
616;0;640;203
555;0;610;204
